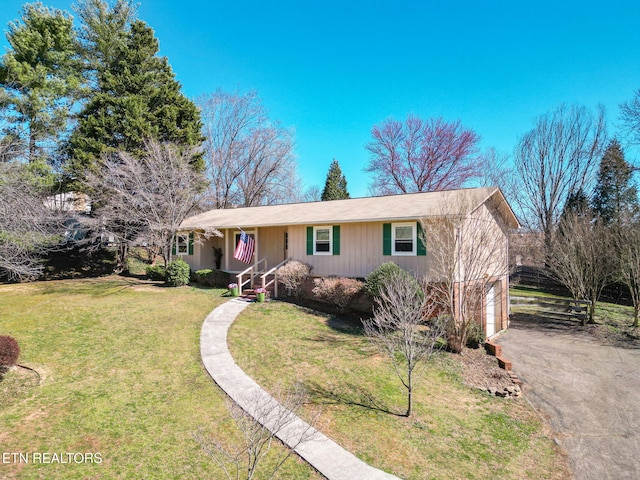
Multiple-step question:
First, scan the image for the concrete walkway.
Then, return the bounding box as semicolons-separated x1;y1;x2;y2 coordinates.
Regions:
200;298;400;480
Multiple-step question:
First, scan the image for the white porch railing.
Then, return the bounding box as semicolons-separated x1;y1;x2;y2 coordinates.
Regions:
259;258;290;298
236;257;290;298
237;257;267;293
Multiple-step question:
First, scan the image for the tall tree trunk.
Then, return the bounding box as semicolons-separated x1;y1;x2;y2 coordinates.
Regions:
586;300;596;325
115;243;128;274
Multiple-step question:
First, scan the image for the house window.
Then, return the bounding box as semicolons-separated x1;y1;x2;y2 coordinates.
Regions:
314;226;332;255
306;225;340;256
392;223;416;256
176;233;189;255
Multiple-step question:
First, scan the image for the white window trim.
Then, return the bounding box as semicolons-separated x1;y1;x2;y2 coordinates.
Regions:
176;233;189;256
313;226;333;256
391;222;416;256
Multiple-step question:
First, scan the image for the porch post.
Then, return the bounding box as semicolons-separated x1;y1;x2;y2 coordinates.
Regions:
224;229;229;271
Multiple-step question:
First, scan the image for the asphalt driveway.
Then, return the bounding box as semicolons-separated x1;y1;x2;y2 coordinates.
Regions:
497;313;640;480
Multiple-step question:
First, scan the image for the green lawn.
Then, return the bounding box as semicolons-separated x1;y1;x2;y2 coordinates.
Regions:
0;277;318;479
228;301;570;480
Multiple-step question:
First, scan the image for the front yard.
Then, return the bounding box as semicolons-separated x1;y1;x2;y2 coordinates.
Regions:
228;301;571;480
1;277;572;479
0;277;317;479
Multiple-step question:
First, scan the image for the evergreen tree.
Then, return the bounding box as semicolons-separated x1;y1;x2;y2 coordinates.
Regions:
562;189;591;217
592;139;638;224
74;0;136;81
66;17;203;182
0;3;83;165
321;159;350;201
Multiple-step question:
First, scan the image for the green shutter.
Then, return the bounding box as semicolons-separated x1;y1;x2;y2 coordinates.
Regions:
306;226;313;255
188;232;194;255
417;222;426;256
171;235;176;255
332;225;340;255
383;223;391;256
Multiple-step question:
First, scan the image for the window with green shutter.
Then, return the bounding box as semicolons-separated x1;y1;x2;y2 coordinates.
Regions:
175;232;190;256
307;225;340;255
383;222;424;256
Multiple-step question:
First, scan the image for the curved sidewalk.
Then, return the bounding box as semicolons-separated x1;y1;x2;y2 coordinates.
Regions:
200;298;400;480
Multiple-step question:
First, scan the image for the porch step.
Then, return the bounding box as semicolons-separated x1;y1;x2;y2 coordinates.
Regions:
241;286;274;300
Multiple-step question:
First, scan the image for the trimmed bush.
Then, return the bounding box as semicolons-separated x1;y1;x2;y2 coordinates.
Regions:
195;269;213;279
146;264;165;281
165;259;190;287
277;260;312;298
194;269;230;287
0;335;20;367
312;277;364;312
365;262;422;300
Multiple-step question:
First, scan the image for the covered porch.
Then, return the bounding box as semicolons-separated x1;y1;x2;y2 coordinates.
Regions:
183;226;290;295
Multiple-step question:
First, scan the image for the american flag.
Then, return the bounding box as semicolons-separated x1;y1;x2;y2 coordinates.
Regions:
234;231;255;264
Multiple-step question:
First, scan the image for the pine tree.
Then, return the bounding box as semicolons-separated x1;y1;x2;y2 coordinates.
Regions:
592;139;638;225
321;159;350;201
0;3;83;165
66;17;203;182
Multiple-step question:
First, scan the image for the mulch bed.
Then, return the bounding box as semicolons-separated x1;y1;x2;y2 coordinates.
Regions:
455;347;516;392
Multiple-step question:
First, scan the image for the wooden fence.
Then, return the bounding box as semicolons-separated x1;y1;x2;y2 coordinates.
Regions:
510;295;591;323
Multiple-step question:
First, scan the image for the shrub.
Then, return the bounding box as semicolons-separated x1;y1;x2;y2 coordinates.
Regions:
277;260;311;298
312;277;364;312
194;269;230;287
195;269;213;279
165;259;190;287
0;335;20;367
146;264;165;281
365;262;422;300
465;321;485;349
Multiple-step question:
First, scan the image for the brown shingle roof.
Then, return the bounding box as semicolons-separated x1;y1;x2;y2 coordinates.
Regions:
180;187;519;230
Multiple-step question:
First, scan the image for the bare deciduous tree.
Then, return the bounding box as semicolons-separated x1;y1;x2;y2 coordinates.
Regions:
365;115;483;195
616;223;640;328
85;140;216;270
0;162;65;281
197;90;300;208
513;103;607;254
619;88;640;147
548;212;613;324
194;384;319;480
420;200;511;353
616;222;640;327
363;270;445;417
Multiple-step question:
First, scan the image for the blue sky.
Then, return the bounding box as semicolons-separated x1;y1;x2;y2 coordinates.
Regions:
1;0;639;197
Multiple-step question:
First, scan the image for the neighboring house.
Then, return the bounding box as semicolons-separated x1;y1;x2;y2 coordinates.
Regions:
179;186;519;338
44;191;92;243
45;192;92;213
